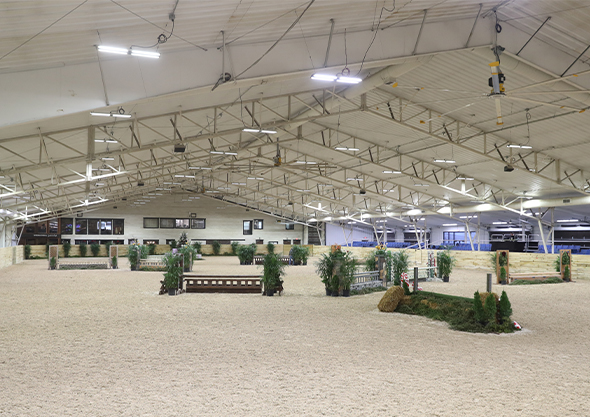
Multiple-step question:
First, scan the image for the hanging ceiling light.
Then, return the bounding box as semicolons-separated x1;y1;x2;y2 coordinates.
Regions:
97;46;160;59
90;107;131;118
335;147;360;151
433;159;456;163
311;73;362;84
242;128;277;134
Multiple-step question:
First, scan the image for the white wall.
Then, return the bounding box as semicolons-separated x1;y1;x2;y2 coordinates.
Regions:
59;195;305;245
325;223;375;246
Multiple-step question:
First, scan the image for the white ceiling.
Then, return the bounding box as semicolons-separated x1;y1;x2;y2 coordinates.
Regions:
2;0;590;230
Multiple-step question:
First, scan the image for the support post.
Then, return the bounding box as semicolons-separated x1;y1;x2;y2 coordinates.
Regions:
486;273;492;293
413;266;418;293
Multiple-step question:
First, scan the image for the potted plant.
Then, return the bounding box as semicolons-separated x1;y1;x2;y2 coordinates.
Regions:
178;244;196;272
127;244;141;271
291;245;310;265
438;249;456;282
178;232;188;246
391;250;410;286
237;244;255;265
499;266;507;285
231;242;240;256
562;252;571;282
315;247;357;296
192;241;202;254
162;252;183;295
90;242;100;257
62;241;72;258
24;244;31;259
148;243;157;255
49;256;57;270
112;255;118;269
260;252;286;296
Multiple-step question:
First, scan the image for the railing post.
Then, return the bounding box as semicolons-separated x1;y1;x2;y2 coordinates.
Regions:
413;267;418;293
486;273;492;293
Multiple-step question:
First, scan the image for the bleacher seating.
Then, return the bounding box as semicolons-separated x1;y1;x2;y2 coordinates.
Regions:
536;244;582;254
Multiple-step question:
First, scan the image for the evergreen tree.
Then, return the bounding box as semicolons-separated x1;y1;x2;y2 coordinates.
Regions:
473;291;485;323
498;290;512;322
484;293;497;324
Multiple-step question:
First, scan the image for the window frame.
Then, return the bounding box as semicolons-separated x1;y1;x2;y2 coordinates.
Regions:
143;218;159;229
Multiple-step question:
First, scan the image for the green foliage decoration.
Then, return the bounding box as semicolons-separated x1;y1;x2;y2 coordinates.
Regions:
564;265;570;281
237;244;256;264
315;248;357;293
162;252;183;290
111;255;118;269
261;252;286;294
391;250;410;286
169;240;177;249
473;291;485;323
212;241;221;256
90;243;100;257
484;293;497;324
148;243;157;255
498;290;512;322
402;279;411;296
291;245;310;265
192;241;202;254
79;242;87;257
127;243;141;269
62;241;72;258
437;249;457;278
24;244;31;259
500;266;507;281
178;232;188;247
230;242;240;256
266;242;275;254
50;256;57;270
178;244;197;271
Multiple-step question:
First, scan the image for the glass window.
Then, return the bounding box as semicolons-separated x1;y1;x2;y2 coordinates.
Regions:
143;239;159;244
88;219;100;234
61;218;73;234
191;218;206;229
100;220;112;235
128;239;138;244
160;218;175;229
113;219;124;235
285;223;295;230
254;219;263;230
143;218;159;229
49;220;58;234
38;223;47;233
25;224;35;234
76;219;88;235
243;220;253;235
175;218;190;229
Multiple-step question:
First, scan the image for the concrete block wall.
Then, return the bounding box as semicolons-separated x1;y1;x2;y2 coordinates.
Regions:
0;245;23;269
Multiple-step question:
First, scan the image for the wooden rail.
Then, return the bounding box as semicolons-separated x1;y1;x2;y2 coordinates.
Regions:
183;274;262;293
508;272;562;283
253;256;291;265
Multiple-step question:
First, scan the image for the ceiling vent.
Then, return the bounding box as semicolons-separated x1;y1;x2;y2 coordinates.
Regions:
174;144;186;153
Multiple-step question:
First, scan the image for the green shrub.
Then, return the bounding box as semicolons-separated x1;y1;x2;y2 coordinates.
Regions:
192;241;202;254
437;249;457;278
315;248;357;293
112;255;118;269
473;291;485;323
163;252;183;290
24;245;31;259
563;265;570;281
104;241;112;257
140;244;149;259
291;245;310;265
146;243;156;255
230;242;240;256
127;244;141;269
391;250;409;286
45;243;50;257
266;242;275;254
90;243;100;257
237;244;256;265
484;293;497;324
510;277;563;285
553;256;561;272
261;252;286;294
79;242;87;257
212;241;221;256
49;256;57;269
169;239;177;249
178;244;197;271
498;290;512;322
62;241;71;257
402;279;411;296
500;266;507;281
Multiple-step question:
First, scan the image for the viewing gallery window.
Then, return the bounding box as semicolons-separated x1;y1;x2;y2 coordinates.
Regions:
100;220;112;235
49;220;58;234
88;219;100;235
76;219;88;235
243;220;253;235
175;218;190;229
160;218;175;229
254;219;263;230
143;218;159;229
191;218;206;229
285;223;295;230
61;218;73;234
113;219;124;235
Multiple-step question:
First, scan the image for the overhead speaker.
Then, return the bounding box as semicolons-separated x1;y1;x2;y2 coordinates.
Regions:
359;189;366;195
174;144;186;153
137;181;144;186
503;165;514;172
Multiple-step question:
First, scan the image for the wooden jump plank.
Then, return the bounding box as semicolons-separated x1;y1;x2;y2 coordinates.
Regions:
508;271;562;283
183;274;262;294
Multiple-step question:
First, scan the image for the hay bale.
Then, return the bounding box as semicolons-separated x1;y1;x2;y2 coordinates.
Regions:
378;286;405;312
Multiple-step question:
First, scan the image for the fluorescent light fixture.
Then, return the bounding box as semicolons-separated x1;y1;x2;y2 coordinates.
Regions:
335;147;360;151
210;150;238;156
90;111;132;118
242;128;277;134
97;45;128;55
507;144;532;149
493;222;508;225
383;170;401;174
311;74;337;81
130;49;160;59
443;223;458;226
101;157;114;161
413;183;429;187
217;187;231;190
347;178;363;181
295;161;317;164
337;76;362;84
434;159;456;163
155;188;171;191
457;176;474;180
189;166;212;170
460;215;477;219
174;175;195;179
248;177;264;180
376;220;387;223
94;139;118;143
231;182;247;185
296;189;310;192
407;209;422;216
556;219;579;223
205;190;220;193
95;182;104;186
